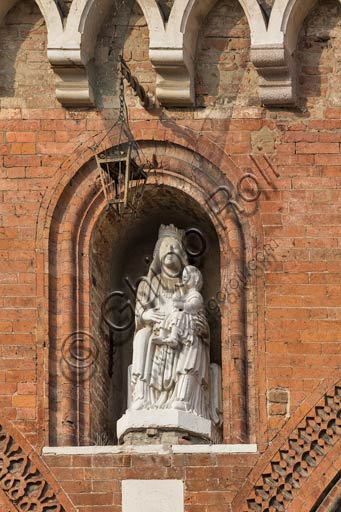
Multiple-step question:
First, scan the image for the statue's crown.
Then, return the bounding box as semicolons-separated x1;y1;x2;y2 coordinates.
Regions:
158;224;184;242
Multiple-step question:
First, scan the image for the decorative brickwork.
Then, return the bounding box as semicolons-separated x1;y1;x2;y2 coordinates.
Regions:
245;382;341;512
0;419;74;512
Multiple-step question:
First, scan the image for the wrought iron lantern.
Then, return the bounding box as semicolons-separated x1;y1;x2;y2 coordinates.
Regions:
96;142;147;215
93;58;153;216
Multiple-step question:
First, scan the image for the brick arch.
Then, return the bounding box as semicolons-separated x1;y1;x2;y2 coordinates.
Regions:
308;469;341;512
37;122;264;244
0;416;75;512
233;377;341;512
41;130;264;447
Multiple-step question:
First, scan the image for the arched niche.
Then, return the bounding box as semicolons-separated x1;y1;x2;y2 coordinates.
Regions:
47;139;255;447
89;184;222;444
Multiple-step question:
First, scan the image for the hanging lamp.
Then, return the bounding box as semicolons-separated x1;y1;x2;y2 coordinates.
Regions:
93;63;150;216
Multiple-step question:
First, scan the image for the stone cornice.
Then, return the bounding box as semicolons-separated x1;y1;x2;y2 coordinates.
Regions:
0;0;323;107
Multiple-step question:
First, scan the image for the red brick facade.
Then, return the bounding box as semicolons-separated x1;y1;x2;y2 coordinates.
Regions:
0;0;340;511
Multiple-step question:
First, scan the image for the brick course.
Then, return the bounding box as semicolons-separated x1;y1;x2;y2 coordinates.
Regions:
43;451;258;512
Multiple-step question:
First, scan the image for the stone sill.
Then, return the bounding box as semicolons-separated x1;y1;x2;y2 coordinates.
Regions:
43;444;258;455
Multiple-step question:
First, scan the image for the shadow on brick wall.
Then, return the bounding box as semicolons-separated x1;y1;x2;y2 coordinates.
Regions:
297;0;341;111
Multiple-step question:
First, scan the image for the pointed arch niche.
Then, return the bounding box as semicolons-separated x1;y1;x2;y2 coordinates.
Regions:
47;138;260;447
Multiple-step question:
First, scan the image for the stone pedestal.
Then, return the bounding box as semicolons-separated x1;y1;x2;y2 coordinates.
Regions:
117;410;212;445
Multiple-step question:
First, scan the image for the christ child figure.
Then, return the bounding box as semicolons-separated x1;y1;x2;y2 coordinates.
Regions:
155;265;204;348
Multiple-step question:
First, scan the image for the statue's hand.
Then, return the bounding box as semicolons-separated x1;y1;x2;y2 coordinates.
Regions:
173;299;184;310
164;339;178;349
195;316;207;336
142;308;164;325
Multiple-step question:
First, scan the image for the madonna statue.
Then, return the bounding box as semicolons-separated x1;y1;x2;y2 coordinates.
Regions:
117;224;222;444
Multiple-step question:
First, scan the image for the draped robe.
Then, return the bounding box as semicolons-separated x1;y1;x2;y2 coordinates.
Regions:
131;272;210;418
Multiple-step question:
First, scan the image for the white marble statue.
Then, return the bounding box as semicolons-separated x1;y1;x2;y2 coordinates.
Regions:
129;224;210;419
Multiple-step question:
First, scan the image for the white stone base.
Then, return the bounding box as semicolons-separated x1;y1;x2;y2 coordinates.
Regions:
117;409;212;443
43;444;258;455
122;480;184;512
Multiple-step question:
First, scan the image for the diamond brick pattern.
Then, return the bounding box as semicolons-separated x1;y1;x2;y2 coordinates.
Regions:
0;424;64;512
246;384;341;512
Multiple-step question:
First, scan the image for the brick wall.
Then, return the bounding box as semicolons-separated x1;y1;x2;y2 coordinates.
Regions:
0;0;340;510
43;451;257;512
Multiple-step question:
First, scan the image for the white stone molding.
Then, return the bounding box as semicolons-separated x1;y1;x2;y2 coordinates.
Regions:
0;0;326;107
251;0;319;106
250;45;297;106
142;0;268;106
138;0;319;107
0;0;95;106
43;443;258;455
62;0;321;107
146;0;218;106
46;0;108;106
58;0;265;107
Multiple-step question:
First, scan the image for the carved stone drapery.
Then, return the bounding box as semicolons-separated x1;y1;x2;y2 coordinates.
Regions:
117;224;222;443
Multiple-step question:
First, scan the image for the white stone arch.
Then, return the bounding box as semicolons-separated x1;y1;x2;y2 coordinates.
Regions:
65;0;164;62
66;0;268;106
251;0;323;106
148;0;268;105
66;0;337;107
269;0;318;53
46;0;103;106
0;0;93;107
0;0;334;107
175;0;267;47
0;0;63;43
48;0;164;106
